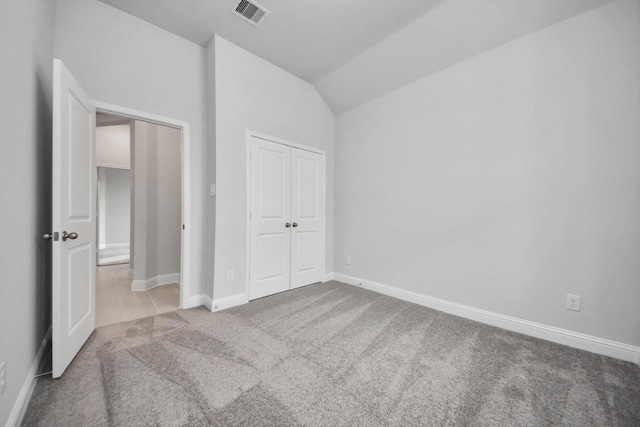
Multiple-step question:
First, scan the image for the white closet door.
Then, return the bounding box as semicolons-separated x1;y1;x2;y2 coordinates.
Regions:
290;148;324;289
249;138;292;300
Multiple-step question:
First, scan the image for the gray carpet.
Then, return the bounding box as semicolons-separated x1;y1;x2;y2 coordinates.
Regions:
23;281;640;426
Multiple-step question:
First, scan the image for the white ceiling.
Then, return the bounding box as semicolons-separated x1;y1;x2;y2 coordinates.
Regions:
315;0;613;113
97;0;447;82
97;0;613;114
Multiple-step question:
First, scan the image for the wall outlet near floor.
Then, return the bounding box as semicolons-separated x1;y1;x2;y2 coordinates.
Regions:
226;269;234;282
566;294;581;311
346;256;352;265
0;361;6;396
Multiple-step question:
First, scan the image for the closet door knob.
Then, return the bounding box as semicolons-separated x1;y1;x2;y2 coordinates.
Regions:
292;222;298;228
285;223;291;228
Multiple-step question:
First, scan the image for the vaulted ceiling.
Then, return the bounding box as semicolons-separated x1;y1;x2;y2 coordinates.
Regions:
97;0;613;113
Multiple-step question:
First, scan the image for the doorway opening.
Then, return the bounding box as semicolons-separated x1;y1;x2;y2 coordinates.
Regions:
96;114;131;266
94;109;185;327
97;166;131;265
51;60;193;377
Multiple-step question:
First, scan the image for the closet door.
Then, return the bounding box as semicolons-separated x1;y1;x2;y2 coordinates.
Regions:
290;148;324;289
249;138;292;300
249;136;325;300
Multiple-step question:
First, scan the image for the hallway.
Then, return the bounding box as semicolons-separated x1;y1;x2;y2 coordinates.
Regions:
96;264;180;327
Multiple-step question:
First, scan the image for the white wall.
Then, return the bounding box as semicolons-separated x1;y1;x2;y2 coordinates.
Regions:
54;0;208;297
132;121;181;282
213;35;335;301
335;0;640;346
96;124;131;169
132;121;149;281
204;40;217;301
155;125;182;276
0;0;55;424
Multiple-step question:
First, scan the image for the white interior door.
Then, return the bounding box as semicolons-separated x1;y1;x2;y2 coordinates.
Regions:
290;148;324;288
52;59;96;378
249;136;325;300
249;138;292;300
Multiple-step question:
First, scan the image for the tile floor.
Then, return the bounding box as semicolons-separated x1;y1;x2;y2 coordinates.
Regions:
96;264;180;327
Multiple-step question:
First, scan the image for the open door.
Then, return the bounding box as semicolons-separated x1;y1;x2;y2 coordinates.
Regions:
51;59;96;378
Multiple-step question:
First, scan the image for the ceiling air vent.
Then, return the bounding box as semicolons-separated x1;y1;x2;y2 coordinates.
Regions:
232;0;270;26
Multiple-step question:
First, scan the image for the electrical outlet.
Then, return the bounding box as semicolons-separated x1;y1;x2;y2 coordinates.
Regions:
346;256;352;265
226;269;234;282
0;361;6;396
566;294;581;311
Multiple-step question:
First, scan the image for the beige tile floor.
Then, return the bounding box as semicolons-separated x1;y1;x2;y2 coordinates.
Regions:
96;264;180;327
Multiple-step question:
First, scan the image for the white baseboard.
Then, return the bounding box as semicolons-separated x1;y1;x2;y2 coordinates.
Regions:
324;272;335;282
333;273;640;365
6;326;51;427
211;293;248;312
99;243;130;250
131;273;180;291
183;294;213;310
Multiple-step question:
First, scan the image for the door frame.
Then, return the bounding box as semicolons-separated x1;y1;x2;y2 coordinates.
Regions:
244;130;326;299
94;101;191;309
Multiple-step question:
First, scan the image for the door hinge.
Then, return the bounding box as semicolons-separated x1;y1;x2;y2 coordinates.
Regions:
182;224;185;230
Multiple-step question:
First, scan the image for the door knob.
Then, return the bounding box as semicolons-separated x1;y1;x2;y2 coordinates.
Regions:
292;222;298;228
285;223;291;228
62;231;78;241
42;233;53;240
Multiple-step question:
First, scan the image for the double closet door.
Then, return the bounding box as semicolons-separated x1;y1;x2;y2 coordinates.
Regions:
249;136;325;300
